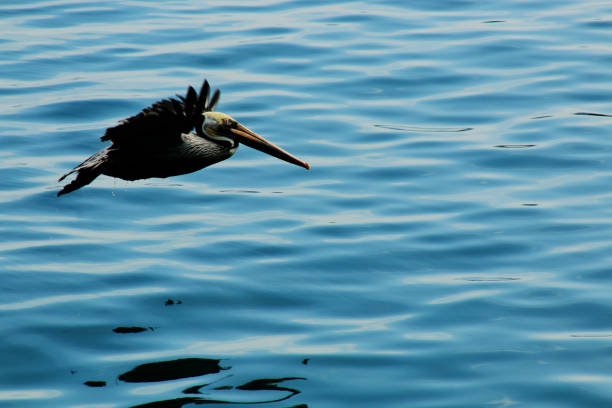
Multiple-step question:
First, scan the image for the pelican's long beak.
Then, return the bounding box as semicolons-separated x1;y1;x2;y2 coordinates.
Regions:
230;123;310;170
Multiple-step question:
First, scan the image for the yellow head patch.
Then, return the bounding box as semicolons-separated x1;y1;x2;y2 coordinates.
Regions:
203;111;233;125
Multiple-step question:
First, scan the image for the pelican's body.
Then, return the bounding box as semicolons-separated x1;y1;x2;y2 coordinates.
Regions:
57;79;309;196
84;132;234;182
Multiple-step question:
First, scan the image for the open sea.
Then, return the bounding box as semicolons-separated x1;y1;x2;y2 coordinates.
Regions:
2;1;612;407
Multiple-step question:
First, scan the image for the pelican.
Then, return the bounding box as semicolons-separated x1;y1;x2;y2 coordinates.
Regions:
57;78;309;196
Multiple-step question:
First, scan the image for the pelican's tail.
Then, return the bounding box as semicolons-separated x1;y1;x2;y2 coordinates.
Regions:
57;148;108;196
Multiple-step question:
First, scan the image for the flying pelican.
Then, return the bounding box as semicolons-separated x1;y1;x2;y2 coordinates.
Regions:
57;78;309;196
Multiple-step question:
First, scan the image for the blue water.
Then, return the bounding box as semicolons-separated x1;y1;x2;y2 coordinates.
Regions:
2;1;612;407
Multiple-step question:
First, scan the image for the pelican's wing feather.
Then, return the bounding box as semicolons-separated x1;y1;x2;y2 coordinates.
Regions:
101;79;220;146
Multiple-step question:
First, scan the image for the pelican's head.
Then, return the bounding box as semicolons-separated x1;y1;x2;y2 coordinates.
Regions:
200;111;310;170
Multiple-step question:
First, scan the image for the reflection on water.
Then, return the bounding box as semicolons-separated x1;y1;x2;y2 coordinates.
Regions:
113;326;151;334
574;112;612;117
494;144;536;149
373;124;473;133
81;356;306;408
118;358;226;383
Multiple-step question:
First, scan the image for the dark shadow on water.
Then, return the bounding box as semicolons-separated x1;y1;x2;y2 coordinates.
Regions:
150;377;306;407
219;189;261;194
82;357;307;407
458;276;520;282
119;358;226;383
374;124;473;132
125;371;306;407
112;326;151;333
574;112;612;117
494;144;536;149
84;380;106;387
131;400;307;408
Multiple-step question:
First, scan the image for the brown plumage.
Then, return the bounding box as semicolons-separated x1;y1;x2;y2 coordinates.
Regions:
57;78;308;196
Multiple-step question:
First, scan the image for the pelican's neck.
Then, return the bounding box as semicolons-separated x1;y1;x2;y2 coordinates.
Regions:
181;132;238;158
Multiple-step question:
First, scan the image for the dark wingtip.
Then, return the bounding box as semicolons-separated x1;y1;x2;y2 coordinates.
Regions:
186;86;196;104
56;183;74;197
185;86;198;118
198;79;210;110
57;173;95;197
208;89;220;111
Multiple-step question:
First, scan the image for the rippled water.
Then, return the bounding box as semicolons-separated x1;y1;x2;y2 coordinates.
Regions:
2;1;612;407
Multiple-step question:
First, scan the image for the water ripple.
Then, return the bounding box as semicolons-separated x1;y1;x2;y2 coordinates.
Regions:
2;1;612;407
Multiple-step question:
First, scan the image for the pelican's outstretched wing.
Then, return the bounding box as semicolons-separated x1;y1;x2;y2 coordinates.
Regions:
101;79;221;147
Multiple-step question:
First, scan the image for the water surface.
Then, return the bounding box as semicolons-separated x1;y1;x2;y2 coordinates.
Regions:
1;1;612;407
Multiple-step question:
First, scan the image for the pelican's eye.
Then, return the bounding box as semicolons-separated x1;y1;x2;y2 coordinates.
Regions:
222;118;236;128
